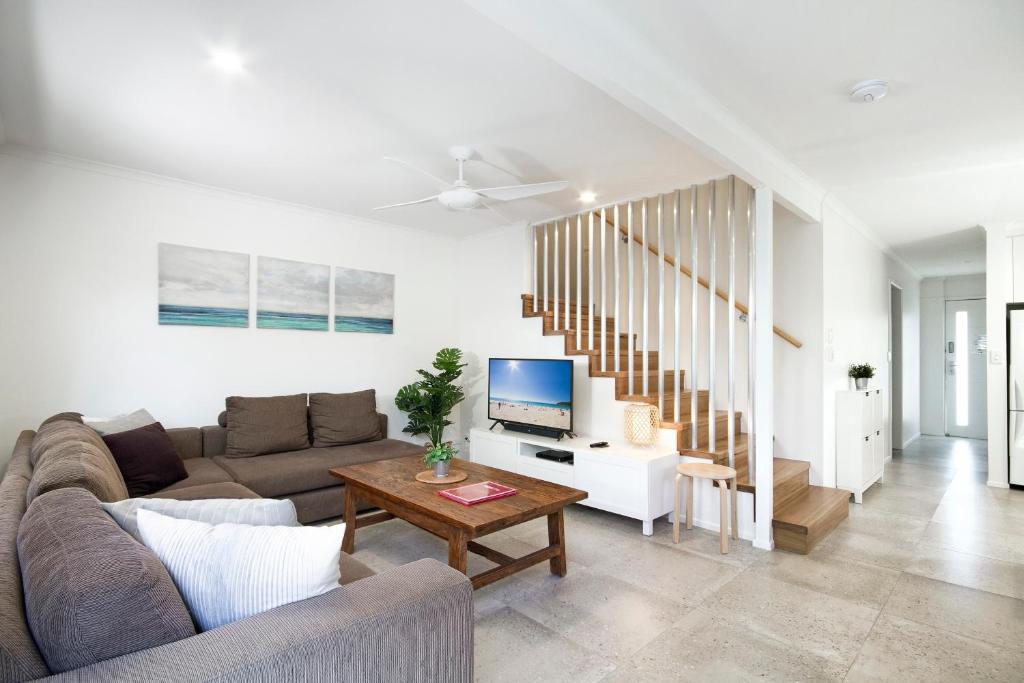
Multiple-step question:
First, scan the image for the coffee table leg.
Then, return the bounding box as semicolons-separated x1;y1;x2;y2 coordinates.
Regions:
341;486;357;554
547;509;567;576
448;529;468;574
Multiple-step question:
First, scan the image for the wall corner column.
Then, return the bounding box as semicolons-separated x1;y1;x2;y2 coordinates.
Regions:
753;186;774;550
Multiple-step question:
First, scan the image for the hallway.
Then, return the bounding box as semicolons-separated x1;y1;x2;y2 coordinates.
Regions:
811;435;1024;679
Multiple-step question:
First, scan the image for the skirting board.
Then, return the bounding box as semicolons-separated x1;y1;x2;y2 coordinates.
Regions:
987;480;1010;489
901;433;921;449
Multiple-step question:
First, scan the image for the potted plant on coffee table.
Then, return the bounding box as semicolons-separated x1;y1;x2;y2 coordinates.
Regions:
395;347;467;481
848;363;875;390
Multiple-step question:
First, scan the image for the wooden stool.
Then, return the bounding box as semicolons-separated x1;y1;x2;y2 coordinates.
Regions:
673;462;738;553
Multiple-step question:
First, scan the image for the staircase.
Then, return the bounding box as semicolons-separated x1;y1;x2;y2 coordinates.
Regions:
524;179;848;554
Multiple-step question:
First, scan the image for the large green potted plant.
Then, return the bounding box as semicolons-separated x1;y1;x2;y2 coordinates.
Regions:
395;347;467;477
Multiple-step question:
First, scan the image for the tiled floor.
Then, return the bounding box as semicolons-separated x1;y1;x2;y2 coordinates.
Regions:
350;436;1024;681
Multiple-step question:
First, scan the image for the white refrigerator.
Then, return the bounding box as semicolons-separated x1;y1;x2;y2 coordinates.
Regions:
1008;305;1024;488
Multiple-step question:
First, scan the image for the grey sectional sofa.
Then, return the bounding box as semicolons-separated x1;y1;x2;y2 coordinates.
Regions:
0;413;473;682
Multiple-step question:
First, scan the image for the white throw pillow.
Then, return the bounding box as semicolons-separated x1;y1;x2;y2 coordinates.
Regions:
136;510;344;631
83;409;157;436
102;497;298;543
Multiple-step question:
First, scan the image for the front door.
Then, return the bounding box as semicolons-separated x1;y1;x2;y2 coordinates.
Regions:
944;298;987;439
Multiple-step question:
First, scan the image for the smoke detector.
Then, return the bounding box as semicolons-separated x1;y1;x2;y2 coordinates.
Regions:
850;79;889;103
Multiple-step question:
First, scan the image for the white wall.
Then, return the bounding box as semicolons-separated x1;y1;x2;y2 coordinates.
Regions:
0;151;459;465
773;205;823;480
919;274;986;436
821;201;921;487
984;222;1023;488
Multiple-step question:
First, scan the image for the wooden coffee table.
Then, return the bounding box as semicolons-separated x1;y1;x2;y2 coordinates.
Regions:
329;456;587;589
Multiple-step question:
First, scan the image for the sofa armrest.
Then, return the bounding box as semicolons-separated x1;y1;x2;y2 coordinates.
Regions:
43;559;473;682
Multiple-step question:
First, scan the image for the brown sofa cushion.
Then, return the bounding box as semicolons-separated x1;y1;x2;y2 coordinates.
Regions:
102;422;189;497
29;419;107;468
0;434;50;681
27;423;129;505
309;390;383;447
145;481;261;501
225;394;309;457
165;427;202;459
17;488;196;673
152;457;234;494
214;438;425;498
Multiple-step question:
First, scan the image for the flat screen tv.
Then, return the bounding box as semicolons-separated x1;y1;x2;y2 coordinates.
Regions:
488;358;573;433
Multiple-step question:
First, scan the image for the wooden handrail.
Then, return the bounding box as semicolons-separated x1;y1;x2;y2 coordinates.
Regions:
591;211;803;349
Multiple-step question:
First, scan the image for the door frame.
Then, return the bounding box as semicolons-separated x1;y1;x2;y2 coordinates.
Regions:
888;281;902;453
944;296;986;438
1006;303;1024;490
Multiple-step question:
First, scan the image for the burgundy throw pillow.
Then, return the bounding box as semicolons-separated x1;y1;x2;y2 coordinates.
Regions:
101;422;188;497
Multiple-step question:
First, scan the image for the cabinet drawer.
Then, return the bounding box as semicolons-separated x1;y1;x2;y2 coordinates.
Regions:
517;457;574;487
470;433;516;472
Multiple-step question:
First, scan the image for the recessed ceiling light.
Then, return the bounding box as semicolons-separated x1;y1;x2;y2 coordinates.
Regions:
850;79;888;103
209;48;246;76
579;191;597;203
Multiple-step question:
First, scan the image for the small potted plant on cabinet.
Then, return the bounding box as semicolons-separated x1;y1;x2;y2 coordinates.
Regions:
395;347;467;479
848;363;875;390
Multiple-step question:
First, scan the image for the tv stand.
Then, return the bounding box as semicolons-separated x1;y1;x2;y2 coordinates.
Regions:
469;427;678;536
490;420;569;441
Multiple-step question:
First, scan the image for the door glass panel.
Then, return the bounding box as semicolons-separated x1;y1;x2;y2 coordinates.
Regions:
955;311;968;427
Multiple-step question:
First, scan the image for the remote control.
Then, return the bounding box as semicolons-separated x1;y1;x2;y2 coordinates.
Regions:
589;441;609;448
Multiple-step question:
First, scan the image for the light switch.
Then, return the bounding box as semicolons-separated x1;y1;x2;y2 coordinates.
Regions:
990;350;1004;365
826;327;835;343
825;345;835;362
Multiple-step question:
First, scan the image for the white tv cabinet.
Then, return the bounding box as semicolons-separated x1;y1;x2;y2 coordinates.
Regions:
468;427;679;535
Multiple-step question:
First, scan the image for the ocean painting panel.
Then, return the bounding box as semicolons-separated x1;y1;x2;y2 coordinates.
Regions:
158;244;250;328
334;266;394;334
257;256;330;331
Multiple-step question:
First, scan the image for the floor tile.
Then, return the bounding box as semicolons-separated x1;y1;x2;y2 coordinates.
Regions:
845;613;1023;682
474;607;616;683
920;520;1024;565
882;573;1024;649
756;551;901;609
859;481;945;519
813;527;923;571
506;567;689;659
903;544;1024;600
702;570;879;666
597;539;743;605
597;607;847;682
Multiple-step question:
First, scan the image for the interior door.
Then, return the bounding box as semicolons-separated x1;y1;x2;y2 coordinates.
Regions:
944;299;987;439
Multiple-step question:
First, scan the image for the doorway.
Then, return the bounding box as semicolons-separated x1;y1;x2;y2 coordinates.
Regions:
889;284;903;451
944;298;987;439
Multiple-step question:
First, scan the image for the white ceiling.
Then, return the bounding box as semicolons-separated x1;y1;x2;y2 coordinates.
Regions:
2;1;1020;273
0;0;721;237
579;0;1024;252
891;226;987;278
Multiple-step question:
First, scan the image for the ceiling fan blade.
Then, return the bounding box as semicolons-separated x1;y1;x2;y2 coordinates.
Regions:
480;200;513;223
382;156;449;187
476;180;569;201
372;194;439;211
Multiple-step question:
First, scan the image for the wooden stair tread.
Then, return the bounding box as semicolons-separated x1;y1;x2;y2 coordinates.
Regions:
772;485;850;554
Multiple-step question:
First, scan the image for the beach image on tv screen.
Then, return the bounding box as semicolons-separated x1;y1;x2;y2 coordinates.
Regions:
489;359;572;430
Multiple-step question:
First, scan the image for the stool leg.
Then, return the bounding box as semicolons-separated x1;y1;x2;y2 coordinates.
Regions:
717;480;729;554
673;473;682;544
730;477;739;540
685;475;694;530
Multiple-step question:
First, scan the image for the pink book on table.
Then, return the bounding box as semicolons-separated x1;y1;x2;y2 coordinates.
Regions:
438;481;518;506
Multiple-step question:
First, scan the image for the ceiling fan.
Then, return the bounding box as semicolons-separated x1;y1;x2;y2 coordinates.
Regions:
373;146;568;216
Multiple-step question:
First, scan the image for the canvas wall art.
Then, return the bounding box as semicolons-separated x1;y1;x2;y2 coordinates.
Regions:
334;266;394;334
158;243;250;327
257;256;330;330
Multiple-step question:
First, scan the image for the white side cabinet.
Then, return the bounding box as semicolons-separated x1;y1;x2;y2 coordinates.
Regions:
836;389;885;503
468;427;678;535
